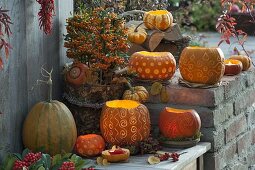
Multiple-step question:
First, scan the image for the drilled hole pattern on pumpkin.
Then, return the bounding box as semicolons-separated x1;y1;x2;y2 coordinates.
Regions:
129;51;176;80
179;47;225;85
100;101;151;146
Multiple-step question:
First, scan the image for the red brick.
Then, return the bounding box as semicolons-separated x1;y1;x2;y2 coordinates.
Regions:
237;132;251;154
225;115;247;143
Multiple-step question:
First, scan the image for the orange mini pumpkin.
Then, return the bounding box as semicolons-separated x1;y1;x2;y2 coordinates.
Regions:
143;10;173;30
229;55;251;71
75;134;105;157
101;146;130;163
65;62;90;86
179;47;225;85
224;59;243;76
159;107;201;139
129;51;176;80
100;100;151;146
122;84;149;103
128;25;147;45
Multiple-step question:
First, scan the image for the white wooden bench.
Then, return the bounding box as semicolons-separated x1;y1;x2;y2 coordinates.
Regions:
94;142;211;170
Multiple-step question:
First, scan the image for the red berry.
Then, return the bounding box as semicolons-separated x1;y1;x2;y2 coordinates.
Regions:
23;152;42;166
58;161;75;170
13;160;28;170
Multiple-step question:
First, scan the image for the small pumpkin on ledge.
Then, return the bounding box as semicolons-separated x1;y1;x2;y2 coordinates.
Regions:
229;54;251;71
122;81;149;103
101;145;130;162
224;59;243;76
128;24;147;45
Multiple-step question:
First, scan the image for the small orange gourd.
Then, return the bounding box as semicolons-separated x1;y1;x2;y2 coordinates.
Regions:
129;51;176;80
75;134;105;157
143;10;173;30
179;47;225;85
122;82;149;103
100;100;151;146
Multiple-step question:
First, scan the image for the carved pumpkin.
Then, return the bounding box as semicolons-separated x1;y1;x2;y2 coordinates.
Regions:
128;25;147;45
179;47;225;85
159;107;201;139
129;51;176;80
65;62;90;86
224;59;243;76
23;70;77;156
102;146;130;163
100;100;151;145
75;134;105;157
122;83;149;103
143;10;173;30
229;55;251;71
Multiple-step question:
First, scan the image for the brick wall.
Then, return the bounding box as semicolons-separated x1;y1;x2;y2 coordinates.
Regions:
142;68;255;170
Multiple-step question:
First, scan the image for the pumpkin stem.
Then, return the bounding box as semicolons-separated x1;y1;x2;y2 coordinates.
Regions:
37;66;53;102
126;80;135;93
134;22;145;32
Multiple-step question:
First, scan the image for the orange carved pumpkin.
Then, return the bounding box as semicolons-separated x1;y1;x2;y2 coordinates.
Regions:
159;107;201;139
75;134;105;157
65;62;90;86
100;100;151;145
229;55;251;71
143;10;173;30
129;51;176;80
224;59;243;76
179;47;225;85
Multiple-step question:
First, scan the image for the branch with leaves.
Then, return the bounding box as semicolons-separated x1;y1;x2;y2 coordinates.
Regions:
0;7;12;70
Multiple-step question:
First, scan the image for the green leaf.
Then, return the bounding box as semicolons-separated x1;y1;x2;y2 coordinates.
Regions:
62;153;72;159
12;153;22;160
75;159;87;170
41;154;51;168
21;148;30;159
38;166;45;170
52;154;62;166
1;154;18;170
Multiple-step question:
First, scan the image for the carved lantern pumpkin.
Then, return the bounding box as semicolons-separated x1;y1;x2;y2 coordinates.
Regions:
75;134;105;157
179;47;225;85
143;10;173;30
159;107;201;139
229;55;251;71
129;51;176;80
224;59;243;76
65;62;90;86
128;25;147;45
100;100;151;145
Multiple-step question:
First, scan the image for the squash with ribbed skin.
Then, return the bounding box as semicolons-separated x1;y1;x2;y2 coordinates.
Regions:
143;10;173;30
122;84;149;103
23;101;77;156
75;134;105;157
128;25;147;44
100;100;150;146
179;47;225;85
159;107;201;139
23;69;77;156
229;55;251;71
129;51;176;80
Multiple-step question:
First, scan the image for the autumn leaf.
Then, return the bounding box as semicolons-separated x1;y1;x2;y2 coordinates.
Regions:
0;57;3;69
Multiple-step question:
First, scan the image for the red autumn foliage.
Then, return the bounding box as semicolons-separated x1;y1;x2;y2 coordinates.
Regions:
0;7;12;70
36;0;55;35
217;0;255;66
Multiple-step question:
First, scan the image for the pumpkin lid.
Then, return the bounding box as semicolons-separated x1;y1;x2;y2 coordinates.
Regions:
165;107;193;113
137;51;171;57
106;100;140;109
148;10;169;15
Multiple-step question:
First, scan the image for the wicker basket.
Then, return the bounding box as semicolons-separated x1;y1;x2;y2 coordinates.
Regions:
230;13;255;35
63;82;126;135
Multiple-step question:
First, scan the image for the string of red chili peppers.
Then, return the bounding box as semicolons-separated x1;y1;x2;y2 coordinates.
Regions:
36;0;55;35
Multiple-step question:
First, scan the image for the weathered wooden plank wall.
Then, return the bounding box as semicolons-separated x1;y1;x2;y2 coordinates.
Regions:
0;0;73;161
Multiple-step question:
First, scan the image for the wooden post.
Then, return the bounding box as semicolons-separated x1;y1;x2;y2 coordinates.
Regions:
142;30;165;51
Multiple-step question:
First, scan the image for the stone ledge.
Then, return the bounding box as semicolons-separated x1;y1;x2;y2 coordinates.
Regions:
143;68;255;108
